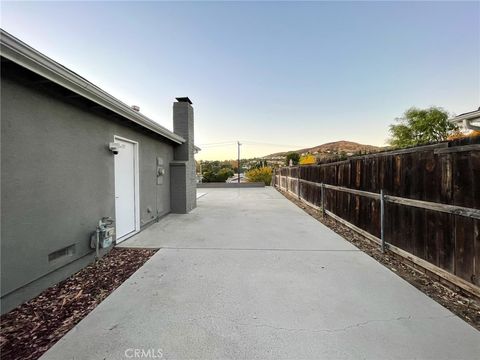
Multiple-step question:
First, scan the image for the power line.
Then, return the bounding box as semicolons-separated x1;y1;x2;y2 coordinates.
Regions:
198;141;236;145
199;143;237;148
198;140;305;148
241;141;305;148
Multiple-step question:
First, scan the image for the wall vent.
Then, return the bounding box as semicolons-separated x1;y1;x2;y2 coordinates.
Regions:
48;244;76;262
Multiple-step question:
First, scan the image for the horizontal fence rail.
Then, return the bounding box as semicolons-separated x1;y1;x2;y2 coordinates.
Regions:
384;195;480;220
272;138;480;297
276;175;480;220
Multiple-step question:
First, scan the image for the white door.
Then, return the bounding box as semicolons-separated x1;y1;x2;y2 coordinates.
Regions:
114;137;138;241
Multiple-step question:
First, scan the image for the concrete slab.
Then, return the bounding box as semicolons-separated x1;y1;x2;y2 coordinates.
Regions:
41;188;479;360
119;188;358;251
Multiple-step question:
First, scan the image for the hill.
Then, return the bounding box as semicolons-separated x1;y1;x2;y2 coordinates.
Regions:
264;140;382;159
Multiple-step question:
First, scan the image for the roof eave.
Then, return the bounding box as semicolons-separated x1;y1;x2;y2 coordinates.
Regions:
452;110;480;122
450;110;480;131
0;29;185;144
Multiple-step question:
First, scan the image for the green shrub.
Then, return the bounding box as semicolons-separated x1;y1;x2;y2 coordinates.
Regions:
202;167;234;182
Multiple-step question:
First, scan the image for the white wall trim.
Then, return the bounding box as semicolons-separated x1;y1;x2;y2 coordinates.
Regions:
114;135;141;243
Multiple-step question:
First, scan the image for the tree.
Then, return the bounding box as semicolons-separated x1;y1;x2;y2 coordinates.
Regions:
299;154;316;165
245;167;272;185
202;167;234;183
251;159;268;169
285;152;300;166
388;107;458;148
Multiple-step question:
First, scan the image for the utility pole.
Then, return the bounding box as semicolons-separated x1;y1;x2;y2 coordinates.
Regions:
237;141;242;184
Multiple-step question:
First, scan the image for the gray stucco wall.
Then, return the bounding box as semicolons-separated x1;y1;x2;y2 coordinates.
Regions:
1;62;175;312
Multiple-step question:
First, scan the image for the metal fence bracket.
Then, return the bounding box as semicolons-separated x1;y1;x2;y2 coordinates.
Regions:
321;183;325;217
380;189;386;253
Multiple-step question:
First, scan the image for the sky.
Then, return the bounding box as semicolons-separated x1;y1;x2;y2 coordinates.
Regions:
1;1;479;160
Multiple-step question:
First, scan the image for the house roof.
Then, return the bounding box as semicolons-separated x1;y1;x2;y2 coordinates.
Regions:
450;107;480;131
453;108;480;122
0;29;185;144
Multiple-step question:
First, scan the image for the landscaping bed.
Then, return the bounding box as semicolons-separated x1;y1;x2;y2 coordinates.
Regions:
279;189;480;331
0;247;157;360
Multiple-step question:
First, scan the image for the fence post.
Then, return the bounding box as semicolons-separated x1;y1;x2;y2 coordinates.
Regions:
380;189;386;253
297;168;300;199
321;183;325;216
287;170;289;193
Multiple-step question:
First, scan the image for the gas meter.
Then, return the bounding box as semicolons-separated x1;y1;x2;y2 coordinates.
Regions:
90;217;115;258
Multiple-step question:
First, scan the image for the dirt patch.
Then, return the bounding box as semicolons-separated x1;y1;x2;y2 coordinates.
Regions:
0;247;157;360
278;188;480;331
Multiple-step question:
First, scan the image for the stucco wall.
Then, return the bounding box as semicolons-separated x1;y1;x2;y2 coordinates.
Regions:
1;62;175;312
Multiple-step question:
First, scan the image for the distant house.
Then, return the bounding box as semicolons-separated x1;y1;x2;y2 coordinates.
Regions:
451;108;480;131
1;30;197;313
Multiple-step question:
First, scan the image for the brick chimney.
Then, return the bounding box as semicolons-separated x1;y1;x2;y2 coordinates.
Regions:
170;97;196;213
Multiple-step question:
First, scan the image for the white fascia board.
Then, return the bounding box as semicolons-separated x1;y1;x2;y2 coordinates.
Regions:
450;110;480;131
462;120;480;131
0;30;185;144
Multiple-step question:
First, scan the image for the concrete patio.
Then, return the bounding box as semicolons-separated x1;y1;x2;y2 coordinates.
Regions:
41;188;479;359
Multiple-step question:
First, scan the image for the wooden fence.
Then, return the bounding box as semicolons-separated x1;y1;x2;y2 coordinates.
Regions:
272;137;480;297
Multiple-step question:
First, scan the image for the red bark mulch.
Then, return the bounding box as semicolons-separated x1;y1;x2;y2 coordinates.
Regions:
0;247;157;360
